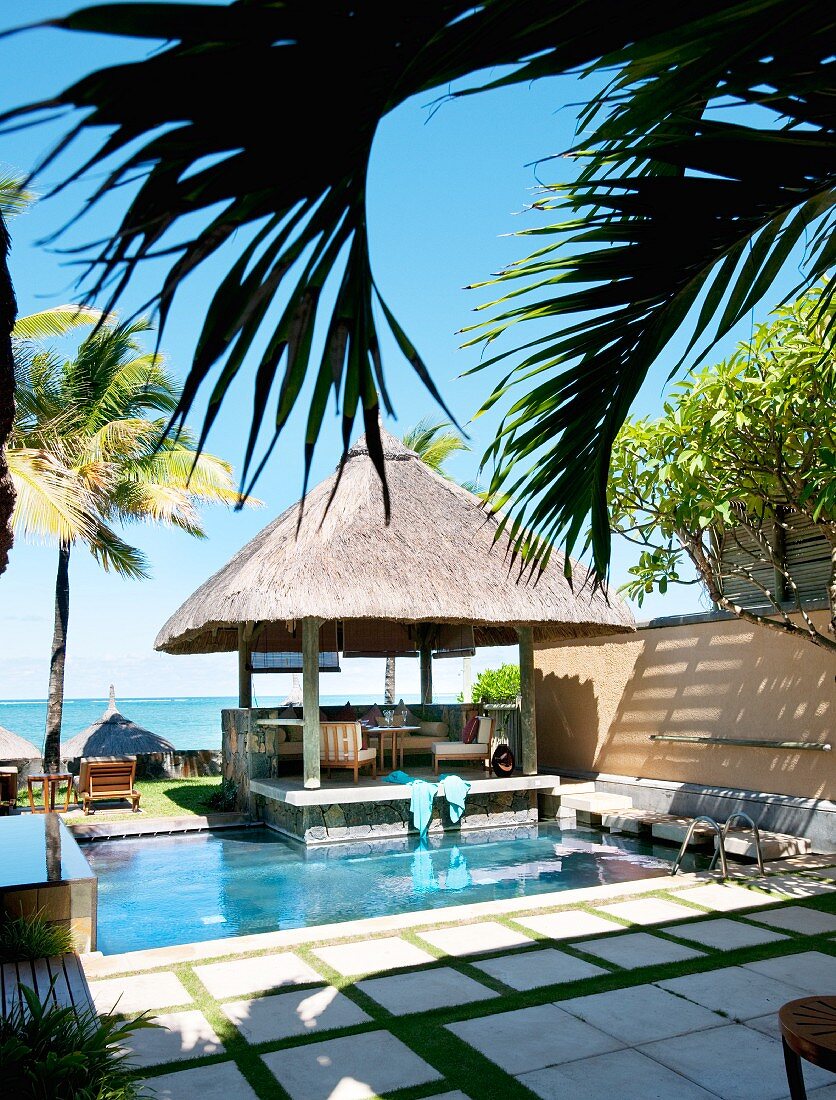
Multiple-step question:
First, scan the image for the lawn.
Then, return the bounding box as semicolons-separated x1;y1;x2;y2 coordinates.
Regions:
18;776;228;820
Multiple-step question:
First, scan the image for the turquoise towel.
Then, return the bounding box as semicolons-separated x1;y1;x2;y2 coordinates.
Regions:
444;846;471;891
439;774;471;824
383;770;413;785
410;779;439;837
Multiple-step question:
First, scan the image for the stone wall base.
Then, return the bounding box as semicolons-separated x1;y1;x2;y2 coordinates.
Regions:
254;789;538;844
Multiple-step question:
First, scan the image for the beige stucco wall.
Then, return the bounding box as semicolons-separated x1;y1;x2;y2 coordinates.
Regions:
535;611;835;800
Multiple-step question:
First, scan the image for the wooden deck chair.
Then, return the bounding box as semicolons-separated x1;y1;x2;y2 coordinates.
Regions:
432;716;496;773
76;756;140;815
319;722;377;783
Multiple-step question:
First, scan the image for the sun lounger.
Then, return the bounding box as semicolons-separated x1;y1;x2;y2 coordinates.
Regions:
75;756;140;815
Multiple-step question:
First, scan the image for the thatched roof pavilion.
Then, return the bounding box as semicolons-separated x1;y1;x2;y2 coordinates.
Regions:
155;427;634;787
62;686;174;759
0;724;41;762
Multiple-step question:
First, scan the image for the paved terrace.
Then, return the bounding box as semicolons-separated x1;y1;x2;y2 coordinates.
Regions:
82;857;836;1100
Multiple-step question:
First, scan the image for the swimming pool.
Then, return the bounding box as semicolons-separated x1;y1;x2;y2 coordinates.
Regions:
83;824;708;955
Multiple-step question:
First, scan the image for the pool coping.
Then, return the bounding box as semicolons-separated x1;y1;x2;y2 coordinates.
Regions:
78;851;835;977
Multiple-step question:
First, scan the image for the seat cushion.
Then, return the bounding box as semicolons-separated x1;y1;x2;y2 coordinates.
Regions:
432;742;487;756
356;747;377;763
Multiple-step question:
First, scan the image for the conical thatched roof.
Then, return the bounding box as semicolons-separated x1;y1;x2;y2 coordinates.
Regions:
62;686;175;758
155;428;634;655
0;724;41;760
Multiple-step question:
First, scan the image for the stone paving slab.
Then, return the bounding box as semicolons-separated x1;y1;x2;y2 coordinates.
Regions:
122;1009;224;1068
512;910;621;940
356;966;497;1015
518;1046;720;1100
748;905;836;936
596;897;699;926
262;1028;442;1100
744;950;836;994
758;875;836;899
658;965;806;1020
569;930;704;969
430;1093;471;1100
661;916;789;951
559;983;725;1045
312;936;435;977
446;1003;622;1075
672;883;780;911
90;972;192;1016
472;947;608;990
221;986;370;1043
744;1012;782;1042
639;1022;835;1100
141;1061;260;1100
416;920;532;957
193;952;321;999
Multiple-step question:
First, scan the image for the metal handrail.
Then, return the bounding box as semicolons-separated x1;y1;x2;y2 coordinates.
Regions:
671;816;728;878
709;812;764;875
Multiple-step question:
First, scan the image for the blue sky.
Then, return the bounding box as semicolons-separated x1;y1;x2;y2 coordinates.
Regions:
0;3;773;701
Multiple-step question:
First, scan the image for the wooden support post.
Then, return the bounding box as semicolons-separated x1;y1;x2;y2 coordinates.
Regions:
517;625;538;775
302;617;322;789
237;622;253;709
419;644;433;705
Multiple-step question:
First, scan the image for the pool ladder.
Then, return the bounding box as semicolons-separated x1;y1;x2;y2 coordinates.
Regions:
670;813;764;878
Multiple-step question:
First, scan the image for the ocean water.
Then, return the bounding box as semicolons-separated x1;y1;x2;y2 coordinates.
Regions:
0;694;457;753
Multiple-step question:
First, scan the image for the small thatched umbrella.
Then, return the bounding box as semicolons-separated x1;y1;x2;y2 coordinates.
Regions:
62;686;174;759
0;724;41;762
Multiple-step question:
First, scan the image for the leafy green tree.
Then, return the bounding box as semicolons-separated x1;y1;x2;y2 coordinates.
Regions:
468;664;521;705
9;316;247;769
608;286;836;656
3;2;834;576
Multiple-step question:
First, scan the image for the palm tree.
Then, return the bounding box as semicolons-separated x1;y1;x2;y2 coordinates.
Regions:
384;419;469;702
3;2;833;576
8;315;246;770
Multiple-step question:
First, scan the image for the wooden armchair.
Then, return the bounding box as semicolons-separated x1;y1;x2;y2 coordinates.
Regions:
76;756;141;815
320;722;377;783
432;716;496;773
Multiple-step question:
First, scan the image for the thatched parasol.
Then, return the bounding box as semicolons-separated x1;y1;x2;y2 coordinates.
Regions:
0;724;41;761
62;686;175;758
155;427;634;656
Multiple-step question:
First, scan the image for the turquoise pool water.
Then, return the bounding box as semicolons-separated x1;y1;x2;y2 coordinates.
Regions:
83;825;706;955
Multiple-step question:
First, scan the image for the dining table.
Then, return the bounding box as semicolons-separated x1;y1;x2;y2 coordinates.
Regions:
365;725;421;770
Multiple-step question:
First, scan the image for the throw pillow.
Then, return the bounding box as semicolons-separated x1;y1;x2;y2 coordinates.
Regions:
360;704;384;728
461;716;479;744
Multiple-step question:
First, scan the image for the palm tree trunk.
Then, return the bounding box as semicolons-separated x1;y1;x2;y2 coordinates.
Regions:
384;655;396;703
43;542;71;771
0;212;17;577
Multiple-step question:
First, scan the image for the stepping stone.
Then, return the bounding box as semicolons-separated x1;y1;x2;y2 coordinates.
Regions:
672;883;778;911
472;948;607;990
356;966;497;1015
639;1022;835;1100
122;1009;224;1068
658;965;806;1020
661;917;788;951
431;1094;471;1100
518;1047;719;1100
262;1029;441;1100
560;793;632;814
723;830;810;861
745;1013;782;1042
417;921;532;957
90;972;191;1016
569;931;703;969
446;1003;622;1075
312;936;434;977
194;952;321;998
744;950;836;994
651;818;718;847
559;984;725;1045
758;874;836;899
142;1061;259;1100
513;910;621;940
748;905;836;935
596;897;698;925
601;810;671;836
805;866;836;878
221;986;369;1043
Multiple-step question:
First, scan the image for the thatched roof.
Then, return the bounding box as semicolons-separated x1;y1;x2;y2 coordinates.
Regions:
62;686;175;758
156;428;634;655
0;725;41;761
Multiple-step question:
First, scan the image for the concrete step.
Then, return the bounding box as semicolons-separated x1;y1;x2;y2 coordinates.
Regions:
651;817;719;847
720;830;812;862
560;792;633;814
558;782;597;796
601;809;673;836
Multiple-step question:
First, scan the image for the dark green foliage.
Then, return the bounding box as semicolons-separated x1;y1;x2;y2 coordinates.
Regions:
0;983;152;1099
0;912;74;962
2;1;834;574
204;777;238;813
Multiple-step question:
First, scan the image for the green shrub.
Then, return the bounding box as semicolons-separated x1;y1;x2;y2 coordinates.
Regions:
0;983;153;1099
0;912;74;962
470;663;521;704
204;776;238;812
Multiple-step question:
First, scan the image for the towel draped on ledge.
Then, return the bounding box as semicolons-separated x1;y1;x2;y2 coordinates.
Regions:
383;771;472;837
